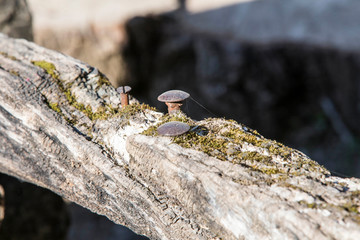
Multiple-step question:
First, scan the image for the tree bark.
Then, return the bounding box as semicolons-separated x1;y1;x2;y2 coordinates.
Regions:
0;33;360;239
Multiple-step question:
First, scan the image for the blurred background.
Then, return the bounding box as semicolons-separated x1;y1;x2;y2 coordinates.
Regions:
1;0;360;239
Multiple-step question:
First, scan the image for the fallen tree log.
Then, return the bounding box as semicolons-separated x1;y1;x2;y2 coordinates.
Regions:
0;33;360;239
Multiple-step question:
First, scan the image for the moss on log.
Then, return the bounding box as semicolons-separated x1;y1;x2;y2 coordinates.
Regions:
0;33;360;239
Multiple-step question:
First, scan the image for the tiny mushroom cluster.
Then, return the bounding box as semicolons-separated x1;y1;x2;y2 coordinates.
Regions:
157;90;191;136
116;86;191;137
157;90;190;114
157;121;190;136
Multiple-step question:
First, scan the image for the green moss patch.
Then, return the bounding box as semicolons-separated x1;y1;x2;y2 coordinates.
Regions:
9;69;20;77
298;200;360;224
174;131;229;161
143;117;328;177
96;71;111;89
32;61;59;79
31;60;151;122
85;103;157;122
115;103;157;118
48;102;61;114
32;60;158;122
0;51;18;61
44;98;78;125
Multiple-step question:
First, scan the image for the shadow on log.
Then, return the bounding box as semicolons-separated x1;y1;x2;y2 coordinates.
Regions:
0;33;360;239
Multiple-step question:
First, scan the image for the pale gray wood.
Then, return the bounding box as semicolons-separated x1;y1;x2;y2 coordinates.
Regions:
0;33;360;239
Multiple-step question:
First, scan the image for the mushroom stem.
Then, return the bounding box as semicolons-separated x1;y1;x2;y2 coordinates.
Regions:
117;86;132;108
165;102;183;113
120;93;129;108
157;90;190;114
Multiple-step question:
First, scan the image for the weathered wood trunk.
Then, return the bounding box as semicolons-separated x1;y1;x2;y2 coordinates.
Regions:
0;33;360;239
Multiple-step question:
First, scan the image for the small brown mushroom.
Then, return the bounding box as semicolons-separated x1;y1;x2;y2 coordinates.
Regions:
117;86;132;108
157;90;190;113
157;121;190;136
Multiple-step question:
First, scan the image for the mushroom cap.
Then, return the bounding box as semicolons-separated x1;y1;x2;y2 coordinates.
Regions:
157;90;190;103
116;86;132;93
157;121;190;136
